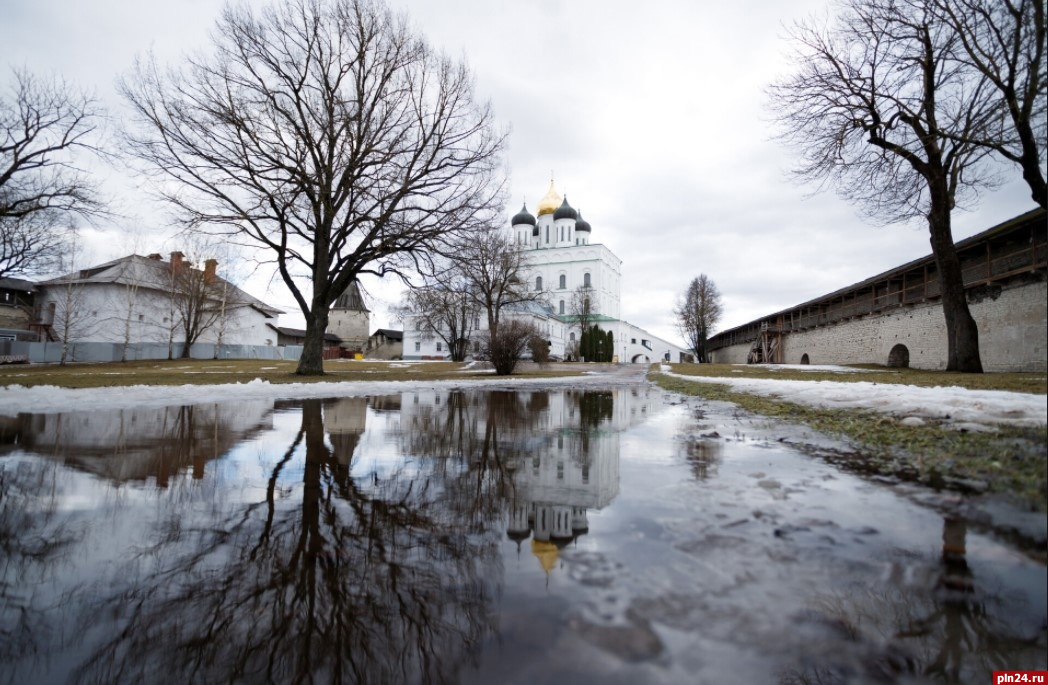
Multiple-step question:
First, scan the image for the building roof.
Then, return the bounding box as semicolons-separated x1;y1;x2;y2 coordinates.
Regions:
332;280;369;311
553;196;578;221
536;179;562;216
511;203;537;227
371;328;403;341
37;254;282;318
575;210;592;233
266;324;342;343
0;277;36;292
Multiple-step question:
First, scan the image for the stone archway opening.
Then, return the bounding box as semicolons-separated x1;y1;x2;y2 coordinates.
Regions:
631;354;650;364
888;344;910;368
800;353;810;365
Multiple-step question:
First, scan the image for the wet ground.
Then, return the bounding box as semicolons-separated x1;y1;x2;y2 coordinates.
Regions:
1;375;1045;684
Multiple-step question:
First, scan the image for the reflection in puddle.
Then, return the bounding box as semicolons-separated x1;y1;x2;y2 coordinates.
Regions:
0;387;1044;684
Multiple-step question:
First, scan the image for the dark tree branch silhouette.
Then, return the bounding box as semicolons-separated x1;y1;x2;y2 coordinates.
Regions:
120;0;505;375
930;0;1046;208
0;68;106;278
770;0;1002;371
674;274;722;363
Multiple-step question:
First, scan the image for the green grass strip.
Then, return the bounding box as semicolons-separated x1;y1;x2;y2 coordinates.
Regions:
651;371;1047;512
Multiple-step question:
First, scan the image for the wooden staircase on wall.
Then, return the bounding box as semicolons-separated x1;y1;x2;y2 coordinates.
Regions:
747;322;782;364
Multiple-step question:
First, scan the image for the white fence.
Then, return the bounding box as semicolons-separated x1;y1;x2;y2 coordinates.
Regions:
0;341;304;364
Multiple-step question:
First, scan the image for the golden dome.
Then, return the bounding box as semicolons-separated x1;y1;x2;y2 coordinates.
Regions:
531;539;560;574
535;179;562;216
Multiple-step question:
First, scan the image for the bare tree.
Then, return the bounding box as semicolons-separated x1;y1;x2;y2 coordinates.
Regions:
486;318;538;376
673;274;722;363
168;251;232;359
453;228;541;341
930;0;1047;208
120;0;505;376
569;284;597;336
398;276;481;361
769;0;1001;372
0;68;106;278
42;237;99;364
401;228;543;371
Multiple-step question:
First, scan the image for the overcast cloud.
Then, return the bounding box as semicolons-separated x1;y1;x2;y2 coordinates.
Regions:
2;0;1038;344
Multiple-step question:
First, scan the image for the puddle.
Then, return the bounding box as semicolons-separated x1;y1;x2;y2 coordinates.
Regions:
0;386;1044;684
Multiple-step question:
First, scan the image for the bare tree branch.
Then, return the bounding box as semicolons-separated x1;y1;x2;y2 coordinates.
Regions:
120;0;506;374
769;0;999;371
0;68;107;278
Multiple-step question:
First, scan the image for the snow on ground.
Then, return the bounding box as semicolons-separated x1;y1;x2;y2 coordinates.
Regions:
2;365;1044;430
660;366;1047;429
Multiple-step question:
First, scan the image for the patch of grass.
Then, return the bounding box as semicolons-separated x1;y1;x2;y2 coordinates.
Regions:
0;358;585;389
667;362;1047;395
652;372;1048;512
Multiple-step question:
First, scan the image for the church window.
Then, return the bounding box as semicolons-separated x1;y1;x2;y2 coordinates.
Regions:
545;226;549;243
436;342;442;352
414;342;420;352
559;300;565;314
584;273;591;287
535;276;543;291
558;274;566;289
569;332;576;341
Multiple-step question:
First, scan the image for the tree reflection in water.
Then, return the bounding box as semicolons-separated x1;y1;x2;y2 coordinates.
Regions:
778;518;1046;684
68;398;502;685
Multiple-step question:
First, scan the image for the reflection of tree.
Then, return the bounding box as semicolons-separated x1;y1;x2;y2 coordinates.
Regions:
571;390;614;459
677;435;722;481
0;459;82;671
70;399;501;685
779;518;1045;684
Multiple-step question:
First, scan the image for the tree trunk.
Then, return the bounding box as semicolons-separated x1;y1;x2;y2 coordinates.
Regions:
1016;130;1047;208
297;310;329;375
927;206;982;372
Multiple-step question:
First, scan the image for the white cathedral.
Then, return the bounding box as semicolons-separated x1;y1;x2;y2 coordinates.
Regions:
402;180;690;363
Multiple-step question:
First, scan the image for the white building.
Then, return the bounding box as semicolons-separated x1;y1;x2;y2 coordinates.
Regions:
404;180;690;363
35;252;282;348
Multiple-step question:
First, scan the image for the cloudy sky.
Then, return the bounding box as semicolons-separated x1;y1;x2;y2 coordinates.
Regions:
2;0;1038;344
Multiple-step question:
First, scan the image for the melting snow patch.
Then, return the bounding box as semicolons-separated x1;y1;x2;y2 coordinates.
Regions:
660;370;1046;428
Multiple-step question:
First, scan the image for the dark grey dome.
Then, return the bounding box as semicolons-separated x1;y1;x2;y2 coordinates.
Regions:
553;196;578;221
511;203;536;227
575;209;592;233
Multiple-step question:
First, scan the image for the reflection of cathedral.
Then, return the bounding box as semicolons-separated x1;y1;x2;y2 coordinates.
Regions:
393;387;659;577
505;390;624;574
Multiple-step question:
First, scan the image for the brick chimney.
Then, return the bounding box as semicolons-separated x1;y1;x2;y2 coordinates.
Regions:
203;258;218;284
170;251;184;276
147;253;162;261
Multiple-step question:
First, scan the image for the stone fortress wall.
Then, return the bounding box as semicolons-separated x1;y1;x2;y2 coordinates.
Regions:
708;209;1047;372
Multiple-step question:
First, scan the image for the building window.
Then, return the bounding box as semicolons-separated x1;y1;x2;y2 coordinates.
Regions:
414;342;420;352
535;276;542;291
583;273;591;287
559;274;566;289
436;342;442;352
545;226;549;243
569;332;576;341
559;300;565;314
